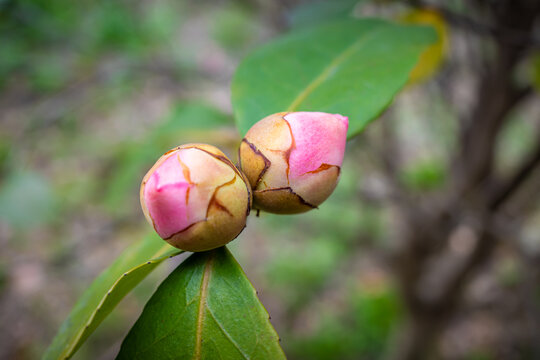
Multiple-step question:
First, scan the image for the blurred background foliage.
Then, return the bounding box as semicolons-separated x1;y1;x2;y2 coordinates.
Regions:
1;0;539;359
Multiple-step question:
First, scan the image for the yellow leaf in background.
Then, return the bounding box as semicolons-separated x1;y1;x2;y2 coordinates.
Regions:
401;9;448;84
532;53;540;92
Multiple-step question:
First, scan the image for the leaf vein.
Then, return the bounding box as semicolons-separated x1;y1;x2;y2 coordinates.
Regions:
206;308;250;360
134;296;199;356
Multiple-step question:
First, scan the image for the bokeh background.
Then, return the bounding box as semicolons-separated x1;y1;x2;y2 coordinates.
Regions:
1;0;539;359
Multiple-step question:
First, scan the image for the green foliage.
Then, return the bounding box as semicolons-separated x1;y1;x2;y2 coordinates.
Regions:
212;4;257;52
117;247;285;360
30;54;69;92
266;236;345;309
87;2;142;51
0;0;180;51
43;235;182;360
349;289;402;354
0;0;185;90
232;19;436;137
0;39;25;88
288;288;402;360
401;159;447;191
0;170;58;229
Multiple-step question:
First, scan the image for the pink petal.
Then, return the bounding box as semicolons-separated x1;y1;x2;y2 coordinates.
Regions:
284;112;348;180
144;153;194;238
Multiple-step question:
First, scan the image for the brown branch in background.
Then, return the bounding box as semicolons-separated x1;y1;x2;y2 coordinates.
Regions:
455;0;539;196
404;0;540;47
385;0;540;359
489;132;540;210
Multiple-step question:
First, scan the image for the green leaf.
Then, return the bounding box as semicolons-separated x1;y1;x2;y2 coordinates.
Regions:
401;159;446;191
232;19;437;138
117;247;285;360
44;234;183;360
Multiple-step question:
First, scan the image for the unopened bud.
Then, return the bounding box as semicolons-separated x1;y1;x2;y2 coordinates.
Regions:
239;112;348;214
141;144;251;251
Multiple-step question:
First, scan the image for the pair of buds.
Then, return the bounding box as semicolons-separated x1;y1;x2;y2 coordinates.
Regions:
140;112;348;252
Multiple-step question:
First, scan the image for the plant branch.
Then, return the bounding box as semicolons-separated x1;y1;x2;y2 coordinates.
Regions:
403;0;540;47
489;133;540;210
388;1;540;359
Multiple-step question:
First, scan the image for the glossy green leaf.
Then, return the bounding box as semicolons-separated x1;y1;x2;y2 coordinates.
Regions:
232;19;437;138
117;247;285;360
44;234;182;360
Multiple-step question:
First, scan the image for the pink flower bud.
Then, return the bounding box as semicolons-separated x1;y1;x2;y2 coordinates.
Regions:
239;112;348;214
141;144;252;252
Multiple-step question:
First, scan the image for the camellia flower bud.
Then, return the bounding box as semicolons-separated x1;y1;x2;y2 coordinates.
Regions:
239;111;348;214
140;144;251;252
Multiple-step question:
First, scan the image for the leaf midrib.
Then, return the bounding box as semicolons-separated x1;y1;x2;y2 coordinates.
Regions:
286;26;383;112
193;253;214;360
